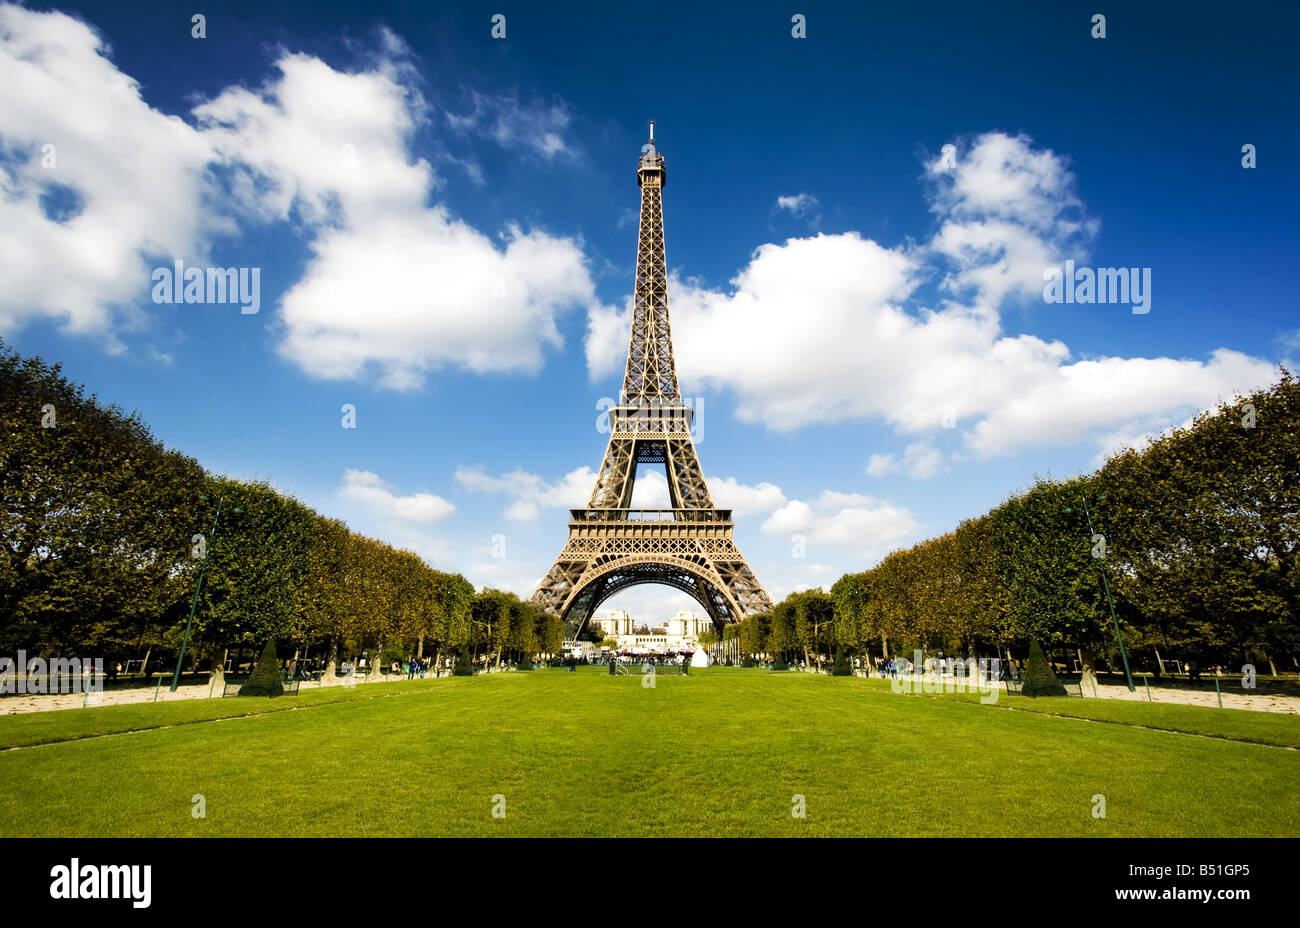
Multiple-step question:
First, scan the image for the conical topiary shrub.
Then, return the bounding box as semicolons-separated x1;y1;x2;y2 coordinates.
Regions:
831;646;851;676
238;640;284;697
773;652;788;670
1023;640;1067;697
516;653;533;670
452;642;474;676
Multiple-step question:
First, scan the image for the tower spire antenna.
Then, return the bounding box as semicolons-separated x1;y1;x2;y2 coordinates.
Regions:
649;119;654;142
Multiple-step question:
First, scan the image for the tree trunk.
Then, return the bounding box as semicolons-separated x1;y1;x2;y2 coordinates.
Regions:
209;646;227;691
1079;646;1098;695
321;637;339;683
417;634;424;660
431;644;442;677
367;642;384;681
880;635;889;661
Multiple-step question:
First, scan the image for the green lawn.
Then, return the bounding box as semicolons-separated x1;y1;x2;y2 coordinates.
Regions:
1;667;1296;837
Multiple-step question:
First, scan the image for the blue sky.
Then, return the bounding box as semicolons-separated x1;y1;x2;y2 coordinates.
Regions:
2;0;1297;623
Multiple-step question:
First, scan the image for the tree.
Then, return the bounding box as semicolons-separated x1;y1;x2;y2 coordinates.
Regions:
737;610;771;660
0;343;204;658
987;476;1114;668
289;517;350;685
194;477;316;675
506;598;539;664
428;573;474;671
791;589;835;669
472;589;513;667
536;607;564;659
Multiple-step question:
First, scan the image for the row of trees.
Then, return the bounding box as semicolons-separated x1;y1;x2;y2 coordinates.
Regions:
731;371;1299;678
467;588;565;670
0;342;559;682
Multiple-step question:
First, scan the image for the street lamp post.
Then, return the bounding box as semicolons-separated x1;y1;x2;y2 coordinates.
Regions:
170;494;240;692
1064;493;1135;692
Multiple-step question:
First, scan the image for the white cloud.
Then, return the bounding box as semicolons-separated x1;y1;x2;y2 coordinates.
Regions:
465;562;542;598
865;442;943;480
194;49;604;389
761;491;918;560
454;465;778;519
707;476;787;517
586;233;919;425
776;193;820;227
384;524;457;568
274;216;597;388
628;469;671;508
445;90;576;161
0;5;219;347
455;465;595;521
0;12;606;384
864;454;893;478
776;193;817;213
585;131;1279;461
965;349;1274;457
1090;415;1195;467
337;469;455;524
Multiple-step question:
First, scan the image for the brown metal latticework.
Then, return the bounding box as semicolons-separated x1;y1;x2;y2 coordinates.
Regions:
532;124;773;639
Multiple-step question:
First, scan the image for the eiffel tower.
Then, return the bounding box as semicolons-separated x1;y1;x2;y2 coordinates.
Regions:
532;123;773;639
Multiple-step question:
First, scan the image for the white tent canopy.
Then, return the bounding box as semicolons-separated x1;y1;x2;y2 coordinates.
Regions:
690;649;712;668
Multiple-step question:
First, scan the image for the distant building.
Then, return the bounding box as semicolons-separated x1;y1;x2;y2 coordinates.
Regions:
666;610;711;640
592;609;634;637
593;608;710;653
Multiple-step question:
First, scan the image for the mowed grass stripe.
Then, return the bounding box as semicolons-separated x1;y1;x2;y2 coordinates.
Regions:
0;677;459;750
0;671;1294;837
842;676;1300;749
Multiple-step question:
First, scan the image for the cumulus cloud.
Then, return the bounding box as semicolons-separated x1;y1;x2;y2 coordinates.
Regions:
761;491;918;560
865;442;943;480
707;476;787;517
195;48;602;388
0;5;219;347
0;10;605;385
455;465;596;521
337;469;455;524
586;131;1278;460
456;465;784;521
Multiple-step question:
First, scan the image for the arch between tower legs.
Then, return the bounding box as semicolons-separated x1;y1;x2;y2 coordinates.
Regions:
558;555;741;641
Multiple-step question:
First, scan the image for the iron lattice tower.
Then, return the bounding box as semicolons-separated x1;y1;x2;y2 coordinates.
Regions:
532;124;773;638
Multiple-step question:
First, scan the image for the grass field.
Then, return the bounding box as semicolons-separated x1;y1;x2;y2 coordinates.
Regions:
1;667;1296;837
